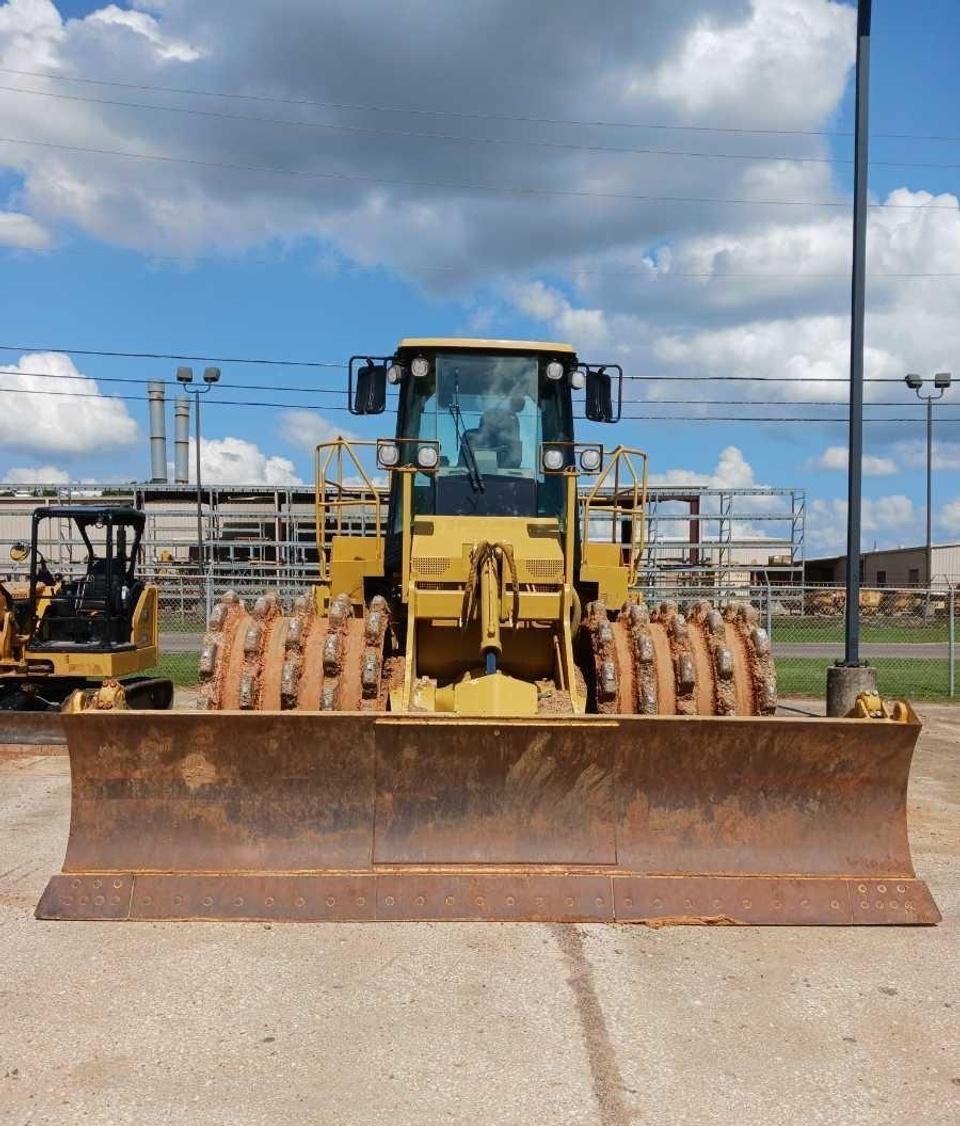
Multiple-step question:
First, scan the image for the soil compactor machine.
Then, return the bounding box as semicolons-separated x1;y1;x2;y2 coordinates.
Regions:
2;506;172;713
37;340;939;925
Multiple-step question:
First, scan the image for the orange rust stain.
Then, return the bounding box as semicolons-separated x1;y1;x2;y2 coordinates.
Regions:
648;622;676;715
180;751;218;790
296;620;329;710
258;616;289;710
725;621;754;716
687;621;715;716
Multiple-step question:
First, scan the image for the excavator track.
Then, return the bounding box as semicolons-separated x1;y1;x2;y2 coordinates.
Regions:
197;590;398;712
581;597;777;717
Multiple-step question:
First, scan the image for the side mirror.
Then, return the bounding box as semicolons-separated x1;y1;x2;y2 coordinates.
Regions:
585;367;612;423
349;357;388;415
9;542;28;563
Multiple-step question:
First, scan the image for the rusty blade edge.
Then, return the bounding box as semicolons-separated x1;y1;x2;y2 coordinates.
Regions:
36;873;942;925
57;865;924;877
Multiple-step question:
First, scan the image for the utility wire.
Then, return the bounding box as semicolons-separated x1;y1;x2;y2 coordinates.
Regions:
1;385;957;424
0;344;928;384
1;135;956;211
4;82;960;172
4;65;960;144
0;342;344;368
2;363;941;407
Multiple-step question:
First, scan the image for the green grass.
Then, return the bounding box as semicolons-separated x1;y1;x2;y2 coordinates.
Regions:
143;653;199;688
772;618;949;644
776;657;954;700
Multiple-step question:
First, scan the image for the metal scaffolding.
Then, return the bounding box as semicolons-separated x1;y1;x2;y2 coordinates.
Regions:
0;480;804;589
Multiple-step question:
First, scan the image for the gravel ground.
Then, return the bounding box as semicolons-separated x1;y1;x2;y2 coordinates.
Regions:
0;704;957;1126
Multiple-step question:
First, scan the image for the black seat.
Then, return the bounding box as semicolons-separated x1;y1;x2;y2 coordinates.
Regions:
76;562;110;613
459;410;523;470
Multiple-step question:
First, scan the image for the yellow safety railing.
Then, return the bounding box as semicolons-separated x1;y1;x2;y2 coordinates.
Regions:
580;446;648;588
314;439;383;584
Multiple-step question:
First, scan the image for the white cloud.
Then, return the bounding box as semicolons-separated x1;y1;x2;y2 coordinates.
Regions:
941;498;960;536
636;0;855;129
896;439;960;472
0;0;855;271
0;352;138;454
279;410;356;452
2;464;69;484
808;494;921;554
512;283;610;350
649;444;756;489
808;446;897;476
0;0;957;480
188;436;303;486
83;5;204;63
0;210;52;249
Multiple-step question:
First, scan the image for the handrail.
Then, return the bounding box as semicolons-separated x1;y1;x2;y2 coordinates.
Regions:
581;446;649;588
314;439;383;584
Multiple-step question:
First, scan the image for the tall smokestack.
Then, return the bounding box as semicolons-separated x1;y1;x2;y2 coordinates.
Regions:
148;381;168;483
174;398;190;485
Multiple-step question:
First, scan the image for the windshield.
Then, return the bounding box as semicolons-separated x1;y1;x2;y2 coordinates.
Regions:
393;350;574;523
408;354;540;478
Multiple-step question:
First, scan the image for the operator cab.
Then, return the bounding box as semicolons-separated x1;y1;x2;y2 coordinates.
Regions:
394;340;577;522
15;506;147;651
349;339;622;532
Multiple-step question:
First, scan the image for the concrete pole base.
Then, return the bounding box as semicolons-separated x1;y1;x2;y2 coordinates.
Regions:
826;664;878;717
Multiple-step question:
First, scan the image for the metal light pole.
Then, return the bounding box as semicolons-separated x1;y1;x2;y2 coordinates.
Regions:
176;366;221;571
905;372;953;585
827;0;874;716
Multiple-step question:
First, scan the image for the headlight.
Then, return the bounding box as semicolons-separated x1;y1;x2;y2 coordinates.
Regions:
416;445;439;470
542;447;565;472
377;442;400;469
570;369;585;390
410;355;430;379
579;447;602;473
545;360;564;382
386;364;404;385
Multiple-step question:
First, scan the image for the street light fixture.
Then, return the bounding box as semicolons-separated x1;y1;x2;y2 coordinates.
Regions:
904;371;952;586
177;365;221;571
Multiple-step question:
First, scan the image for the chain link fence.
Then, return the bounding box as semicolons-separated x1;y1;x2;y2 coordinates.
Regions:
151;573;958;702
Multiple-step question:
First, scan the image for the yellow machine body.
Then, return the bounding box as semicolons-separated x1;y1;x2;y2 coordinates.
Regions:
0;505;169;713
34;340;940;927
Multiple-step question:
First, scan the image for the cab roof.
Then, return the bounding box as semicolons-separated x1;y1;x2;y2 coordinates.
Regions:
397;337;575;355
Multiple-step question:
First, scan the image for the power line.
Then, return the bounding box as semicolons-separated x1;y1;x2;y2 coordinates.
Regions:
4;81;960;172
5;65;960;144
1;135;956;211
0;344;928;384
2;366;348;396
0;342;344;369
2;385;958;424
3;363;942;407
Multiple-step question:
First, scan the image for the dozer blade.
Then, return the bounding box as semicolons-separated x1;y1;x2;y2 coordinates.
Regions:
0;712;67;756
36;710;940;925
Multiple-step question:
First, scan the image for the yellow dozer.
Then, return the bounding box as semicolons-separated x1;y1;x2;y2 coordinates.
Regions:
1;506;172;714
37;340;939;925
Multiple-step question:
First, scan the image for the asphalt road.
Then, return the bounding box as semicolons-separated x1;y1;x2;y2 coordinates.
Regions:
1;704;957;1125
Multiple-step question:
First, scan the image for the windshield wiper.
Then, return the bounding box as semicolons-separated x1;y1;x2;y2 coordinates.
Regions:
449;376;484;493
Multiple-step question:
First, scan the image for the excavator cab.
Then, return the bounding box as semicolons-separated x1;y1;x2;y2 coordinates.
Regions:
24;507;145;651
0;506;172;712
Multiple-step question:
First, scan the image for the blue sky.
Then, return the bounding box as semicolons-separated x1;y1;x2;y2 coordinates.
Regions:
0;1;959;553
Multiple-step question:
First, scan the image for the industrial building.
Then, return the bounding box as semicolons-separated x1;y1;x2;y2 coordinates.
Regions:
805;543;960;588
